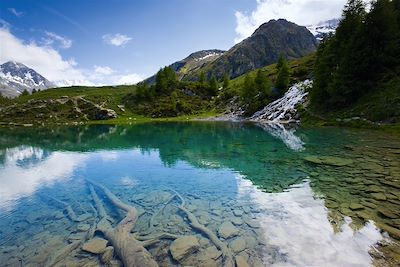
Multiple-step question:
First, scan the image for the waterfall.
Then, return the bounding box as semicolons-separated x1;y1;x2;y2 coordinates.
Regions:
250;80;312;123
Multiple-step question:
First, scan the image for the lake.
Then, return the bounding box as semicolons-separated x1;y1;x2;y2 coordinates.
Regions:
0;122;399;267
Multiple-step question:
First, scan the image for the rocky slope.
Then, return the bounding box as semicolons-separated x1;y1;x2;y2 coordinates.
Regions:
145;49;225;83
0;96;117;124
0;61;55;98
185;19;317;80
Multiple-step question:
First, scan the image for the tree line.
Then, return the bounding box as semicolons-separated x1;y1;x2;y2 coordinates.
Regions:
312;0;400;109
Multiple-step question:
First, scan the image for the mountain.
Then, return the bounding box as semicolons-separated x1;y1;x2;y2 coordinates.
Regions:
145;49;225;84
307;19;340;41
184;19;317;81
0;61;55;98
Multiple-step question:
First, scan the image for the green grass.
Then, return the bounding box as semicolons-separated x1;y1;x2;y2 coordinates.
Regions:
307;76;400;123
229;53;316;90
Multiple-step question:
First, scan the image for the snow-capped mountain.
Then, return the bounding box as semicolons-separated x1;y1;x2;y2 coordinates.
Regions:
307;19;340;41
0;61;55;98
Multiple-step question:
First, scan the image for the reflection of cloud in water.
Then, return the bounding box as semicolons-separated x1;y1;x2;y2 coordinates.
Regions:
257;123;304;151
236;175;384;267
100;151;119;162
0;146;87;210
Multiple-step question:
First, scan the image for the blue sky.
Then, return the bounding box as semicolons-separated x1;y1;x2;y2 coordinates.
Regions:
0;0;346;85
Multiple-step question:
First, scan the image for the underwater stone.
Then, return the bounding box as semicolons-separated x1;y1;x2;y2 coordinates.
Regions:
218;221;239;239
378;208;399;219
235;255;250;267
380;180;400;189
371;193;387;201
366;185;385;193
233;209;244;217
170;235;200;261
230;217;243;226
230;237;246;253
53;211;64;220
377;223;400;239
349;203;364;211
77;224;91;232
304;156;353;167
203;246;222;260
101;246;114;264
76;214;92;222
242;206;251;214
244;218;260;229
82;238;108;254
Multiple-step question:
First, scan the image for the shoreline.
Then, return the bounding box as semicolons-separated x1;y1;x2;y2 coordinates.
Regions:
1;113;399;137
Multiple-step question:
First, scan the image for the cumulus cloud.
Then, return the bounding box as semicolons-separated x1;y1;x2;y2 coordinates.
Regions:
43;31;72;49
102;33;132;47
8;8;24;17
0;27;90;85
94;65;114;75
234;0;346;43
90;65;142;85
115;73;142;85
0;27;141;86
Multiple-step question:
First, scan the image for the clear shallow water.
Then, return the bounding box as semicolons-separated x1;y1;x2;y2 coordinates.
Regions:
0;122;399;266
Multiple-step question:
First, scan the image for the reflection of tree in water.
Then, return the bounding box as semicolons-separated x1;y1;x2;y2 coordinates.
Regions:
1;123;399;264
0;122;308;193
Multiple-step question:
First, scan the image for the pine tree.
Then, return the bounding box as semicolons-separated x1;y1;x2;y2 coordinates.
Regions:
254;70;271;98
208;75;218;96
222;74;230;90
275;56;290;95
199;72;206;85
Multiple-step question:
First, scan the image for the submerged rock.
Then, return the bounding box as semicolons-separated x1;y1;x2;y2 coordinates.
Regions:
230;237;246;253
244;218;260;229
349;203;364;211
371;193;387;201
218;221;239;239
235;255;250;267
304;156;353;166
170;235;200;261
82;238;108;254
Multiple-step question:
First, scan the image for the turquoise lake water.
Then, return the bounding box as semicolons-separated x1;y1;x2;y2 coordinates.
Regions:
0;122;399;266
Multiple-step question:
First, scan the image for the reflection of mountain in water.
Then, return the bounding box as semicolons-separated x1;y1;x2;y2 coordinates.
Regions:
5;146;51;168
0;123;399;263
0;123;308;193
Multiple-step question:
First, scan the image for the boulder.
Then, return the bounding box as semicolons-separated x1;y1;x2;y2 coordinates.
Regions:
235;255;250;267
304;156;353;166
218;221;239;239
170;235;200;261
349;203;364;211
101;246;114;264
82;238;108;254
230;237;246;253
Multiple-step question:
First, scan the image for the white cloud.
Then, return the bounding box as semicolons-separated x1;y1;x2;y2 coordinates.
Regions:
8;8;24;17
0;27;91;85
90;65;143;85
0;27;142;86
115;73;142;85
94;65;114;75
234;0;346;43
102;33;132;47
43;31;72;49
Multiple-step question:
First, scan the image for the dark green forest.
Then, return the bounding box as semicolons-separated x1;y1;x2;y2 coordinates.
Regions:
312;0;400;109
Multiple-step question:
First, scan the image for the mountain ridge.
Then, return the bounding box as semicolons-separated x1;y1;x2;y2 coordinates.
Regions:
0;61;55;97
